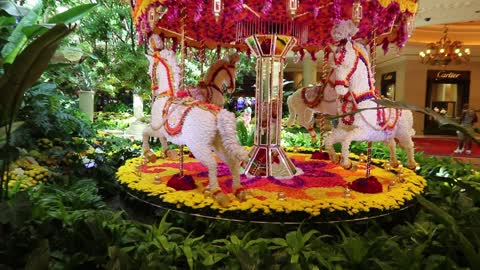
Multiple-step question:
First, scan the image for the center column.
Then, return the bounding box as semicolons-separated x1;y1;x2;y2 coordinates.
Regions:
244;34;298;178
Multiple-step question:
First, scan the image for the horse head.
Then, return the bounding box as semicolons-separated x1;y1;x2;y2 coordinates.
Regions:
330;20;374;97
145;49;180;96
204;52;239;95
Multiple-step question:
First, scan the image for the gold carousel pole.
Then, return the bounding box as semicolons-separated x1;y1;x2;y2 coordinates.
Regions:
317;48;329;152
366;28;377;178
179;6;186;177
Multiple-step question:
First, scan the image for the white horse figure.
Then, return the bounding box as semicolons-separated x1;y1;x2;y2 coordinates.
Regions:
286;70;338;141
325;20;416;170
142;49;249;206
186;53;240;107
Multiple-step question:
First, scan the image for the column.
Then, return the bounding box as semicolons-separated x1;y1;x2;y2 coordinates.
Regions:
302;56;317;86
79;91;94;122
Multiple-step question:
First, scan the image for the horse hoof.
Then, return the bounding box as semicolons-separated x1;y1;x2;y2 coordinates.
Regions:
342;160;357;171
390;161;400;168
212;189;230;207
165;149;178;160
330;153;340;163
407;162;419;170
144;149;157;163
234;187;248;201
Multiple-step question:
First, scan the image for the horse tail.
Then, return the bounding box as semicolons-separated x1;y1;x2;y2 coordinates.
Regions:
286;94;296;126
217;109;249;162
404;109;416;137
396;109;415;137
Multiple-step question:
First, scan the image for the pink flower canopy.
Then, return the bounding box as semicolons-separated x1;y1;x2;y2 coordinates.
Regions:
132;0;417;54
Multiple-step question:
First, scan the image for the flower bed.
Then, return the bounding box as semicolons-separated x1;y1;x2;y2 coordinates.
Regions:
117;150;426;222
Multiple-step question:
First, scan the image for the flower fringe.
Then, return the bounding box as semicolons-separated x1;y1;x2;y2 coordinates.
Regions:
117;150;426;218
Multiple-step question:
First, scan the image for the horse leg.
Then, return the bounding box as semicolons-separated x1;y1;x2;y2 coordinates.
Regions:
142;127;153;152
159;136;170;158
386;137;400;168
396;131;417;170
339;132;356;170
213;139;245;201
286;96;297;127
325;128;344;163
190;144;230;207
300;109;316;143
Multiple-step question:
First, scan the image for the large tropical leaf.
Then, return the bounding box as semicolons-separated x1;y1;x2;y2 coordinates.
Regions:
48;3;97;24
1;1;42;64
22;3;97;39
0;0;29;17
0;23;74;125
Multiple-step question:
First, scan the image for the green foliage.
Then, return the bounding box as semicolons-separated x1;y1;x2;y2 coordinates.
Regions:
236;119;254;146
0;1;95;202
16;82;93;140
281;131;319;148
43;0;150;100
93;111;133;130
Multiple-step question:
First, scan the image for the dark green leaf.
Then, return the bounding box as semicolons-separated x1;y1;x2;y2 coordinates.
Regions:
25;239;49;270
0;16;16;27
48;4;97;24
0;144;19;160
0;191;32;227
22;24;54;39
0;121;24;145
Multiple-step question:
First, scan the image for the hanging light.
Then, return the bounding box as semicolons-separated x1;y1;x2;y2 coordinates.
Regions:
352;0;362;26
288;0;298;17
418;25;471;66
148;8;157;29
157;5;168;19
406;15;415;38
213;0;222;22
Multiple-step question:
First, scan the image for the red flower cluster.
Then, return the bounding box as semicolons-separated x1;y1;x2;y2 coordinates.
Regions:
176;91;190;98
348;176;383;194
311;151;330;160
167;174;197;190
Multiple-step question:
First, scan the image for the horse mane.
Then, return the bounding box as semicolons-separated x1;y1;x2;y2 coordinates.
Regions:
352;41;370;60
158;49;181;92
203;58;231;83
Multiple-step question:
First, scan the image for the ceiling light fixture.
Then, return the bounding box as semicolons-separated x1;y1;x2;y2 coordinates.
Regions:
419;25;470;66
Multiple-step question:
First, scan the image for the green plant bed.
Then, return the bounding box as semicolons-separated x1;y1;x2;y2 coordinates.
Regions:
93;111;135;130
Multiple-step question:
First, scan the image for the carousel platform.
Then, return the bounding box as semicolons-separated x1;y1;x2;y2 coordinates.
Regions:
116;151;426;223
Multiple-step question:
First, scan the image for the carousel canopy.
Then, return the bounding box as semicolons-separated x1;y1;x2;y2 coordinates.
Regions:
131;0;417;54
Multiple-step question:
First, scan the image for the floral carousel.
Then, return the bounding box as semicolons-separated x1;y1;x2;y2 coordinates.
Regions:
118;0;426;222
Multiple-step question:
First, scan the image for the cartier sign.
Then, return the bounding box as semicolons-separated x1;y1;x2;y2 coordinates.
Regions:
382;72;395;82
436;71;461;79
428;70;470;81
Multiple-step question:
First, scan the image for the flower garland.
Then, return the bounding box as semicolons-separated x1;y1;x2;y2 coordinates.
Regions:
162;99;193;136
151;51;175;96
300;86;324;108
341;92;357;125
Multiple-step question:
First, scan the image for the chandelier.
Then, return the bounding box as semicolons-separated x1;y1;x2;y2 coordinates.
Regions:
419;26;471;66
